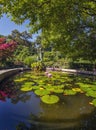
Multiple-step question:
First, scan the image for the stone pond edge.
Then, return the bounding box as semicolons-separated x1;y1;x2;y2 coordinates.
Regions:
0;67;96;83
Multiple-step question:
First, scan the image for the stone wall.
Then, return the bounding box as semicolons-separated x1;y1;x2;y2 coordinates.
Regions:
0;68;24;83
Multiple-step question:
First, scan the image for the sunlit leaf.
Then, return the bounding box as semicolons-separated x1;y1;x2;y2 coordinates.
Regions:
64;89;77;95
34;89;50;96
41;95;59;104
20;86;33;91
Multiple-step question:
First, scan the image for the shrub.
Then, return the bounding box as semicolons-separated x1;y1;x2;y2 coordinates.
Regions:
31;61;46;72
23;56;37;67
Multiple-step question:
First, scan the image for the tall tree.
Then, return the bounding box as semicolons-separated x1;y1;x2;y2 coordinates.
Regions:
8;29;36;56
0;0;96;61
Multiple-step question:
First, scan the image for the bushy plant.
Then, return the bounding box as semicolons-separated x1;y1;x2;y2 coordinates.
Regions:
23;56;37;67
44;61;55;67
31;61;46;72
0;37;17;67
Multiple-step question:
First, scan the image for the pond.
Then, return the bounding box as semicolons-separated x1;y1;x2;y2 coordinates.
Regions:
0;71;96;130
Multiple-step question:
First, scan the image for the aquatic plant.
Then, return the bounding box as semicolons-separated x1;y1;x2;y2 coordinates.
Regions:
90;99;96;106
13;71;96;106
64;89;77;95
86;90;96;98
24;82;35;86
72;88;83;93
53;89;64;93
91;86;96;91
14;78;27;82
45;85;64;93
47;73;52;78
20;85;33;91
32;86;41;90
34;89;50;96
41;95;59;104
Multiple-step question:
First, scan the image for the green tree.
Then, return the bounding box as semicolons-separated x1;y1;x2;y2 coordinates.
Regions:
7;30;37;65
0;0;96;61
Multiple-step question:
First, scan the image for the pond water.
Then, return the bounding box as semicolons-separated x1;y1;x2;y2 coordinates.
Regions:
0;71;96;130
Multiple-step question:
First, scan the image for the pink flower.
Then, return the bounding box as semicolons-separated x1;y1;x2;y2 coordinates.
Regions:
47;73;52;78
45;71;49;75
0;38;6;44
0;91;7;97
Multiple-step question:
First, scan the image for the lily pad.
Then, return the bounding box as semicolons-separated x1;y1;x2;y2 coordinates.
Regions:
14;78;27;82
24;82;35;85
90;99;96;106
41;95;59;104
53;89;64;93
64;89;77;95
24;74;31;77
80;86;91;92
86;90;96;98
72;88;83;93
20;86;33;91
34;89;50;96
46;86;64;93
32;86;41;90
91;85;96;91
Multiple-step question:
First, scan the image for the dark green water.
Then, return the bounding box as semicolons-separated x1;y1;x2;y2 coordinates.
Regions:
0;71;96;130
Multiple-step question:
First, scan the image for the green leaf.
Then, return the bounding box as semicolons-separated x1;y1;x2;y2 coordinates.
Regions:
34;89;50;96
20;86;33;91
14;78;27;82
45;85;64;93
86;90;96;98
72;88;83;93
53;89;64;93
90;99;96;106
24;82;35;85
64;89;77;95
41;95;59;104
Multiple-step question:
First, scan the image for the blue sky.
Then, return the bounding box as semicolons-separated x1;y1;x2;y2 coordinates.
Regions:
0;15;38;41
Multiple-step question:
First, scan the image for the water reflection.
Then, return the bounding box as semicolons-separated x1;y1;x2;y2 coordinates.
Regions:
0;73;96;130
28;94;95;129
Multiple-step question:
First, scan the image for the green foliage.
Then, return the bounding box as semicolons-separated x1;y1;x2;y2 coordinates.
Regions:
24;82;35;86
14;78;27;82
64;89;77;95
14;46;30;61
7;29;37;67
34;89;50;96
86;90;96;98
44;85;63;93
91;99;96;106
41;95;59;104
23;56;37;67
20;85;33;91
13;71;96;106
44;61;55;67
31;61;46;72
1;0;96;61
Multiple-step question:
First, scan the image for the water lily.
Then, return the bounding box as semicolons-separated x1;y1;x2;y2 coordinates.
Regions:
34;89;50;96
41;95;59;104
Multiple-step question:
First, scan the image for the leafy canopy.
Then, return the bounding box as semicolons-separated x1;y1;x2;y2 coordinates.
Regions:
0;0;96;60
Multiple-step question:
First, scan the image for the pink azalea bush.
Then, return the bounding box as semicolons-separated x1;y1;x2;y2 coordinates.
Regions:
0;37;17;60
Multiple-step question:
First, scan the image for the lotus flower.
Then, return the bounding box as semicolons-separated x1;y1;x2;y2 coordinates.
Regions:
45;71;52;78
47;73;52;78
45;71;49;75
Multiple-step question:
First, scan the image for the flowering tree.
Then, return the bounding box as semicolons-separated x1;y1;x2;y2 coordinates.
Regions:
0;37;17;64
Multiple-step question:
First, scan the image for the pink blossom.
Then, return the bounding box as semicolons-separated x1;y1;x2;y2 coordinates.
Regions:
45;71;49;75
0;38;6;44
47;73;52;78
0;91;7;97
